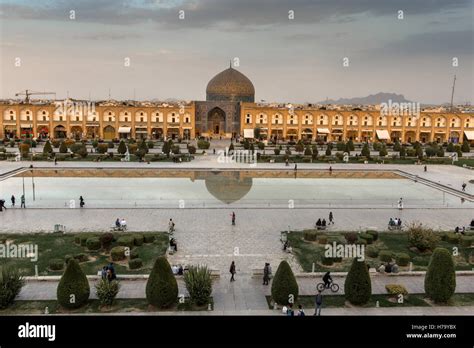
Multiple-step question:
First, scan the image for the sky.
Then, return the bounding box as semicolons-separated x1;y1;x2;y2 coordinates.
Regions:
0;0;473;104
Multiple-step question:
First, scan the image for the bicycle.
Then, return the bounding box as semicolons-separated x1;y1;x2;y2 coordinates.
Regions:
316;280;339;293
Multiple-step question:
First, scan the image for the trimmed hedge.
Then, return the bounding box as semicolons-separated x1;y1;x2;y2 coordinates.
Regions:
317;235;328;244
110;246;126;261
64;255;73;264
134;234;144;246
445;233;460;244
424;248;456;303
73;253;88;263
344;232;358;244
344;259;371;305
359;233;373;244
146;257;178;308
460;236;473;247
366;230;379;241
396;253;410;266
49;259;64;271
144;234;155;243
86;237;101;251
379;250;393;262
366;246;379;258
57;259;90;309
321;255;334;266
385;284;408;296
99;233;114;249
303;231;318;241
0;266;25;309
130;248;139;260
271;260;299;305
129;258;143;270
117;236;135;249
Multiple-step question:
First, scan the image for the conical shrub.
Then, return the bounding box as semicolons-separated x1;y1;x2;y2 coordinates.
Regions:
271;260;299;305
344;258;371;305
424;248;456;303
146;256;178;308
57;259;90;309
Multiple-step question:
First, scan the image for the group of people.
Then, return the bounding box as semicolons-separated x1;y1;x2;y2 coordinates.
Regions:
114;218;127;230
315;212;334;228
378;262;399;274
282;304;306;316
454;226;466;235
101;262;117;281
0;195;26;211
171;264;184;275
388;218;402;227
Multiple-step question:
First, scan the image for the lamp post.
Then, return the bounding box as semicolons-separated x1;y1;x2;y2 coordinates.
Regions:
31;169;35;201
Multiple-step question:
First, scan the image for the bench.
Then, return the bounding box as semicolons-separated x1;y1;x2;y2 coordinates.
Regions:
111;226;127;232
316;225;327;230
388;225;402;231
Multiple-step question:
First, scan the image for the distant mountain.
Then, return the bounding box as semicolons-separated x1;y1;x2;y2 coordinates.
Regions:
318;93;412;105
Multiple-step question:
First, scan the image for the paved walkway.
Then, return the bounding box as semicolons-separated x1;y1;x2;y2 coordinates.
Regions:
16;274;474;315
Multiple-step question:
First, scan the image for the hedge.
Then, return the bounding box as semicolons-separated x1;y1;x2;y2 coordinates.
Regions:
146;257;178;308
117;236;135;249
396;253;410;266
344;259;371;305
460;236;473;247
49;259;64;271
143;234;155;243
359;233;374;244
366;246;379;258
110;246;126;261
99;233;114;249
317;235;328;244
321;255;334;266
134;234;144;246
379;250;393;262
86;237;101;251
303;231;318;241
366;230;379;241
73;253;89;263
445;233;460;244
129;258;143;270
385;284;408;296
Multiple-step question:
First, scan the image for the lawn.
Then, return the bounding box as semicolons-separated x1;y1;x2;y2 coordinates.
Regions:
287;230;474;272
266;293;474;310
0;298;213;314
0;232;168;276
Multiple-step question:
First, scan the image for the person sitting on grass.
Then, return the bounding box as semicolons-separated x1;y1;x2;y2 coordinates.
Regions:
316;218;322;227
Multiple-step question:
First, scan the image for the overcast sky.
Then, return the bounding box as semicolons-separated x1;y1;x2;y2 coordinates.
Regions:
1;0;473;104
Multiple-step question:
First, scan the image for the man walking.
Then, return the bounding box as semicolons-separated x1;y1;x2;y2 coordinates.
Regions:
0;199;6;212
263;263;270;285
398;198;403;210
21;195;26;208
79;196;85;208
231;212;236;226
11;195;15;207
314;290;323;316
329;211;334;225
462;183;466;192
229;261;236;282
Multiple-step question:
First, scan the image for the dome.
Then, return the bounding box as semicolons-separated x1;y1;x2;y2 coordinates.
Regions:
206;65;255;102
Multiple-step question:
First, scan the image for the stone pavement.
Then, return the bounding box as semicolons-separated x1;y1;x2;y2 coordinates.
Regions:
16;273;474;315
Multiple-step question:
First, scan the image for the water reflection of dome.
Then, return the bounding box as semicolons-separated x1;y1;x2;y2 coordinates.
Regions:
202;171;253;204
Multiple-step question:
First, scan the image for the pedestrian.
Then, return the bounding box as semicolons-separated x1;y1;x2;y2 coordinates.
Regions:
314;290;323;316
297;304;305;316
286;303;294;316
20;195;26;208
229;261;236;282
263;263;270;285
462;183;466;192
231;212;236;225
54;157;57;165
294;163;297;171
107;262;116;280
0;199;6;212
168;218;175;233
329;166;332;174
11;195;15;207
329;211;334;224
285;158;289;167
424;165;427;172
79;196;85;208
101;266;108;280
398;198;403;210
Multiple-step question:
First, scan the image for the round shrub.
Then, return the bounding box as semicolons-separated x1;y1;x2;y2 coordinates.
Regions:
74;235;82;245
79;235;89;247
73;253;88;263
424;248;456;303
143;234;155;243
413;256;429;266
130;248;139;260
344;259;371;305
133;234;144;246
270;260;299;305
379;250;393;262
111;246;126;261
460;236;473;247
86;237;101;251
129;258;143;270
117;236;135;249
344;232;358;244
317;235;328;244
303;231;318;241
396;253;410;266
57;259;90;309
321;255;334;266
95;279;120;306
332;256;342;263
49;259;64;271
64;255;73;264
366;246;379;258
408;223;439;252
445;233;460;244
356;239;367;246
98;233;114;250
359;233;373;244
146;257;178;308
366;230;379;241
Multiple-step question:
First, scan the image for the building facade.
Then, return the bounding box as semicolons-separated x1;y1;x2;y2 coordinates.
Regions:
1;65;473;143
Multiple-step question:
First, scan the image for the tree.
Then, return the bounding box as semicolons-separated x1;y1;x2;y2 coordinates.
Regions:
399;145;406;158
325;145;331;156
304;145;312;156
345;139;355;152
19;143;30;157
229;143;234;154
57;259;90;309
424;248;456;303
271;260;299;305
184;265;213;306
95;279;120;306
295;143;304;153
361;143;370;157
254;127;261;140
43;140;53;154
446;142;455;152
117;140;127;155
461;142;470;153
145;256;178;308
59;141;68;154
344;258;371;305
393;139;401;152
0;266;24;309
407;222;439;252
379;144;388;157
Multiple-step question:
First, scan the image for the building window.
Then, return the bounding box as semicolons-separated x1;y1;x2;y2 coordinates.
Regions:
43;111;46;115
320;120;323;125
125;117;128;122
43;116;47;121
140;117;144;122
185;117;189;123
109;112;112;115
125;112;128;116
422;122;426;127
364;121;367;126
26;116;30;121
59;116;63;121
93;117;96;122
408;122;411;127
349;121;353;126
437;123;440;127
140;112;143;116
109;117;112;122
378;121;382;126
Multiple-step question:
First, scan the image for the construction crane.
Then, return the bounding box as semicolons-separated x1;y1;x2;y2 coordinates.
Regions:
15;90;56;103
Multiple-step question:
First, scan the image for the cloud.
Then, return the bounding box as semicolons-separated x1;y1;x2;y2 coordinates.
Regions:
1;0;471;30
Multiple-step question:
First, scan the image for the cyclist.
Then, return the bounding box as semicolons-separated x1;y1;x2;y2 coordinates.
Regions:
323;271;332;289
